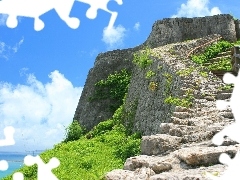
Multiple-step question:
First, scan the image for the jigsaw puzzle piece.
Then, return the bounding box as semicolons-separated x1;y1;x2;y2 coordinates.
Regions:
213;70;240;145
54;0;80;29
0;126;15;177
76;0;123;29
0;0;80;31
0;0;53;31
0;126;15;146
0;160;8;171
22;155;60;180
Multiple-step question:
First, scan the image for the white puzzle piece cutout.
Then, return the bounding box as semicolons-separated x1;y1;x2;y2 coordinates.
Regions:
13;155;60;180
76;0;123;29
206;69;240;179
0;0;79;31
0;0;123;31
0;126;15;171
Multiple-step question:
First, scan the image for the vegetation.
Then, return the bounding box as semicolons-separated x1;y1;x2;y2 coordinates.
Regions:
176;67;195;77
146;70;156;79
63;120;85;143
3;103;141;180
133;47;153;69
89;69;131;113
164;89;194;108
191;40;240;71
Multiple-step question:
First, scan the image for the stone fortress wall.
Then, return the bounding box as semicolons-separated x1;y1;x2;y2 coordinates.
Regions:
73;14;240;133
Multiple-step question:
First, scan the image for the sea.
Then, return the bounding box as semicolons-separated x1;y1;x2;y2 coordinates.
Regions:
0;151;42;179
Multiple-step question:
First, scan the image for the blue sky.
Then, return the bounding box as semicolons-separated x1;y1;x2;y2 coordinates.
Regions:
0;0;240;152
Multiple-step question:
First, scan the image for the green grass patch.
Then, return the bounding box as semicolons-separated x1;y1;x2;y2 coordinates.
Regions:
3;120;141;180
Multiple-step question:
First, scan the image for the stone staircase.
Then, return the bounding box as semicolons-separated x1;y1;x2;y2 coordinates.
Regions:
104;36;239;180
105;85;238;180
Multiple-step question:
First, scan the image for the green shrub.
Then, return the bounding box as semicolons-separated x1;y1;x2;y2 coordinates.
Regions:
113;133;141;162
191;40;232;65
86;119;115;139
133;47;153;69
89;69;131;113
146;70;156;79
63;120;84;142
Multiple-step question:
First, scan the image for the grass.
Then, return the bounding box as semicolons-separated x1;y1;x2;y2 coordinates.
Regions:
3;120;141;180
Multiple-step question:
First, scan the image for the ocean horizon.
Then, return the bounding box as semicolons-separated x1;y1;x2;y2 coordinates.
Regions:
0;151;43;179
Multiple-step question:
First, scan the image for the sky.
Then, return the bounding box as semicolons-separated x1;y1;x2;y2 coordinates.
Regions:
0;0;240;152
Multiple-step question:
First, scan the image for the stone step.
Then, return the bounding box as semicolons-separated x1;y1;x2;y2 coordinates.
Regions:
208;55;231;62
141;134;182;156
149;164;227;180
175;145;240;166
123;155;176;173
159;123;205;137
172;112;190;119
216;93;232;100
218;50;231;56
182;131;215;143
218;88;233;94
219;111;234;119
105;145;240;180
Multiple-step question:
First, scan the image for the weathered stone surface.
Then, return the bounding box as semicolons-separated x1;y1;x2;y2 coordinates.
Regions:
176;145;239;166
124;155;174;173
144;14;237;48
149;164;227;180
105;167;155;180
141;134;182;155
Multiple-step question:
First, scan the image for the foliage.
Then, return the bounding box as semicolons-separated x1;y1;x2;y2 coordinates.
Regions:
207;58;232;71
191;40;233;64
164;88;194;108
145;70;156;79
133;47;153;69
162;73;172;96
3;119;141;180
218;84;234;90
176;67;195;77
63;120;84;143
199;71;208;78
89;69;131;113
85;119;115;139
113;132;141;162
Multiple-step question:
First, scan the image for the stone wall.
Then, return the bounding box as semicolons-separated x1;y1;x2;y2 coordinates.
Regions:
73;48;137;130
73;14;239;132
235;19;240;40
123;34;223;135
143;14;237;48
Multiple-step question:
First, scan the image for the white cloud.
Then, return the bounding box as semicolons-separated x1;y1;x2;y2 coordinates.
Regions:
134;22;140;31
172;0;221;18
12;37;24;53
0;70;83;152
0;37;24;60
102;25;126;49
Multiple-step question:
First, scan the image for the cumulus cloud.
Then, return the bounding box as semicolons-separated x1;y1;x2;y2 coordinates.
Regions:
102;25;126;49
0;70;83;152
134;22;140;31
172;0;221;18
